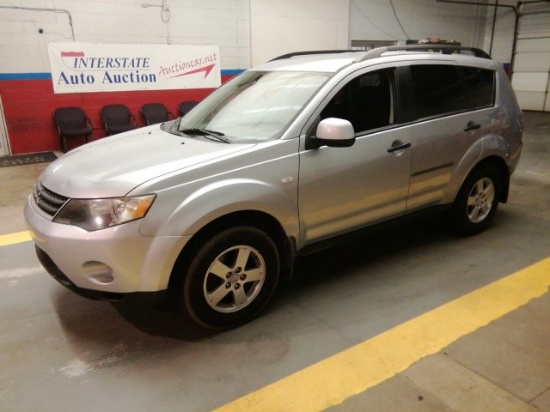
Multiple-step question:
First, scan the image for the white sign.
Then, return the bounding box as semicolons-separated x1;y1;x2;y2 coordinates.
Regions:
47;43;221;94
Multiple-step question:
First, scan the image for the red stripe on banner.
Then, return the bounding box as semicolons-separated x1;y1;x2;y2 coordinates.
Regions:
61;51;85;57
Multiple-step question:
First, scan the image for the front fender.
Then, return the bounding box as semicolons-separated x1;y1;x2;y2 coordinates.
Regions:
140;178;299;239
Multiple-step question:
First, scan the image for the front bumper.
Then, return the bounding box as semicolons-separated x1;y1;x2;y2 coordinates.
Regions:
35;245;167;305
24;195;190;295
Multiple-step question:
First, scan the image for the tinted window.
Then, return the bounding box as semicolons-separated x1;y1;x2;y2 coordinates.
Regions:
411;65;468;119
321;69;395;134
462;67;495;109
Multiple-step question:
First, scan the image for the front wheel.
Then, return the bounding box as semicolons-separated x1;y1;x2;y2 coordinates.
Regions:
451;165;501;236
175;226;280;329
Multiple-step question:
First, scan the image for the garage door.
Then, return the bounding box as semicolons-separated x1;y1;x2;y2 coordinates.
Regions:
511;3;550;112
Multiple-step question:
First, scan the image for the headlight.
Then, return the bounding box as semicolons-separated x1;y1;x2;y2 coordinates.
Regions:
53;195;156;231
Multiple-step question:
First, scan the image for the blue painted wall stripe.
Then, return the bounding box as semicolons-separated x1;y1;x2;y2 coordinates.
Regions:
221;69;245;76
0;73;52;81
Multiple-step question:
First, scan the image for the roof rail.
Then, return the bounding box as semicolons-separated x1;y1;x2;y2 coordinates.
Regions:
269;45;491;63
358;45;491;61
269;50;362;62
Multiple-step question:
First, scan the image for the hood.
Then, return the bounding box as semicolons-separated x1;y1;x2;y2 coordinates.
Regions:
39;124;254;198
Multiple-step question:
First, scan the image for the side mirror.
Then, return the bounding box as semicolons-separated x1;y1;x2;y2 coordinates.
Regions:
306;118;355;149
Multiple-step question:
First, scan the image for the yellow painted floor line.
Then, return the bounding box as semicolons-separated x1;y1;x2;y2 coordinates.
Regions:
0;231;32;247
215;257;550;412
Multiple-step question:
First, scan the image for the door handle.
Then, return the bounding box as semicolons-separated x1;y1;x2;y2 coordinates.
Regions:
464;121;481;132
387;142;411;153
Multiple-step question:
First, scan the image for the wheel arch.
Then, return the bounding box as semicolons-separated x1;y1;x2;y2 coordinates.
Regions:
167;210;295;296
470;155;510;203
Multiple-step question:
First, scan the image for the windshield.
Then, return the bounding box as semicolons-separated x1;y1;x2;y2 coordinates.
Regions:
178;70;330;142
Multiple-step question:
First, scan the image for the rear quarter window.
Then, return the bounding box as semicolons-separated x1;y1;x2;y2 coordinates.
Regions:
461;66;495;109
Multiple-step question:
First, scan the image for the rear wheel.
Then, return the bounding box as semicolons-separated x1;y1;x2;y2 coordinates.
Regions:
451;165;501;236
175;226;280;329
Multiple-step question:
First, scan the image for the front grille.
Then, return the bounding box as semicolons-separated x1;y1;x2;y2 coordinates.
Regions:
33;182;68;216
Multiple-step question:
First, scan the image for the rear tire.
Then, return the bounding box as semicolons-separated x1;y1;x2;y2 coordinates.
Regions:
451;165;501;236
175;226;280;329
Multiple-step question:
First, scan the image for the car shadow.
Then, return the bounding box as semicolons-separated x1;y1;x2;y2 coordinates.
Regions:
289;214;453;287
51;286;218;342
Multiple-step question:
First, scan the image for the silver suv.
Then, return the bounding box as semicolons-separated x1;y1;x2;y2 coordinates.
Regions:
25;46;523;329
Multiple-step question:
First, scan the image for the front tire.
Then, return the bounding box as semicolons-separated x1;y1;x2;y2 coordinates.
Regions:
176;226;280;329
451;165;501;236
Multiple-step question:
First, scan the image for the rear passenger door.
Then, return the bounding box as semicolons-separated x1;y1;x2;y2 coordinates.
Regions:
406;63;496;210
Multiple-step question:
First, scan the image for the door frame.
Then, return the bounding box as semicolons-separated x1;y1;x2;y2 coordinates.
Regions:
0;94;11;156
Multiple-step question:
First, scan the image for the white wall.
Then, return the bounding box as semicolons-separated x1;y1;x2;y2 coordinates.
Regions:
0;0;251;73
1;0;511;74
4;0;545;74
350;0;487;49
250;0;350;65
0;3;70;73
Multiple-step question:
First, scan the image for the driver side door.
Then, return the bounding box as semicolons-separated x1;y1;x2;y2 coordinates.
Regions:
298;68;412;245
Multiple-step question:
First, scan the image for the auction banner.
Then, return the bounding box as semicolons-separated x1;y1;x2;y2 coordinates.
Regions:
47;43;221;94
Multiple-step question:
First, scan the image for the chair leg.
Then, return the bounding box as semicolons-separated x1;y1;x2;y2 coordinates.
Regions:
61;136;67;153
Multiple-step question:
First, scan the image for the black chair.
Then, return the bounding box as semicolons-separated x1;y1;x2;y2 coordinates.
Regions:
53;107;93;153
178;101;199;117
140;103;174;125
100;104;137;135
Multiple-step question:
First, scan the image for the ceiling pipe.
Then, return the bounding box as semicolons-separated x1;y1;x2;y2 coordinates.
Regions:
435;0;522;77
489;0;499;55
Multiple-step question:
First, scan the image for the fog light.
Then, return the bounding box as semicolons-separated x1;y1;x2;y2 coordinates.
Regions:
82;261;114;285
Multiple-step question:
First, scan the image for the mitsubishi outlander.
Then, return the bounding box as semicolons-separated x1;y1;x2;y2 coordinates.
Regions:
25;46;523;328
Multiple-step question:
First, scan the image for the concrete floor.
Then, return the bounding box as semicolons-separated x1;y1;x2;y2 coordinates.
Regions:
0;111;549;411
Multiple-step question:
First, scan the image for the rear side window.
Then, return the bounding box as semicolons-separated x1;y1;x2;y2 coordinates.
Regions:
462;66;495;109
411;65;468;119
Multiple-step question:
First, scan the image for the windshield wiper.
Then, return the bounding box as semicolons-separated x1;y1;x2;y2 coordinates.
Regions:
180;128;230;143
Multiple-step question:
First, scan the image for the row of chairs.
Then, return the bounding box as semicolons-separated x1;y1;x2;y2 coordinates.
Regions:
53;101;199;153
